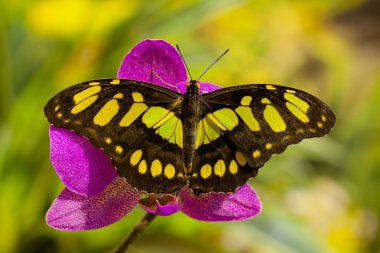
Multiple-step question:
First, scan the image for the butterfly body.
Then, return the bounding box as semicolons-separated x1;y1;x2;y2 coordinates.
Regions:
182;80;201;172
45;79;335;194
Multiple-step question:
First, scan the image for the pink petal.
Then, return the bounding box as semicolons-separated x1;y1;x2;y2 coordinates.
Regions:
180;184;262;221
198;81;222;93
139;194;183;216
176;81;221;94
49;125;117;196
117;39;187;91
46;177;140;231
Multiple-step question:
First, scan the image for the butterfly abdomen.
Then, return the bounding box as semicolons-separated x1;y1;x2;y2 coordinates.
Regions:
182;83;201;172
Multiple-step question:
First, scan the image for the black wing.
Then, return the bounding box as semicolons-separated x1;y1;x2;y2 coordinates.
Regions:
189;84;335;193
45;78;186;194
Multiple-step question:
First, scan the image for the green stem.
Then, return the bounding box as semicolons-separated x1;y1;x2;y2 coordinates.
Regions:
112;212;157;253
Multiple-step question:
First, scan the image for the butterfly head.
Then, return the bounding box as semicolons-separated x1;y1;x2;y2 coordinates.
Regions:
186;80;200;95
176;45;228;96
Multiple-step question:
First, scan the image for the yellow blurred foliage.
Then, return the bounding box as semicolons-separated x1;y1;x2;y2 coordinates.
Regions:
27;0;137;38
285;177;377;253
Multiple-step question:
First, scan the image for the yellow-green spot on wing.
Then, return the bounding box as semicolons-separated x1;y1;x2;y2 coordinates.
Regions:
119;103;148;127
151;159;162;177
195;120;205;148
286;102;309;123
153;111;175;129
113;93;123;99
130;150;143;166
110;79;120;85
205;113;226;131
164;164;175;179
73;86;101;104
156;116;184;148
200;164;212;179
138;160;147;174
71;95;98;114
235;106;260;131
212;108;239;131
203;117;221;142
261;98;271;104
115;145;123;154
156;116;177;140
214;160;226;177
142;106;171;128
284;93;309;113
252;150;261;158
263;105;286;132
132;92;144;102
235;151;246;166
174;120;183;148
241;96;252;106
286;89;296;94
93;99;119;126
168;119;183;148
229;160;238;174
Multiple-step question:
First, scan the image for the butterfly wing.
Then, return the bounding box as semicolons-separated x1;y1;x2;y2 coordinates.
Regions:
189;84;335;193
44;79;186;194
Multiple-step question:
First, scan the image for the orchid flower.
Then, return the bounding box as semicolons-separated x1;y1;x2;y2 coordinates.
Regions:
46;39;262;231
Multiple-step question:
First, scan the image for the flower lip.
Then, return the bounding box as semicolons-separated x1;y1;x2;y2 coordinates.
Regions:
139;193;178;206
139;193;184;216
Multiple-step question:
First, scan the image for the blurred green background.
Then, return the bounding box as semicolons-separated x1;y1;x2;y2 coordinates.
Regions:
1;0;380;252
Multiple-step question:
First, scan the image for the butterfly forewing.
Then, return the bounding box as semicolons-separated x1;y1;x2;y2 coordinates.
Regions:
44;79;187;194
188;84;335;193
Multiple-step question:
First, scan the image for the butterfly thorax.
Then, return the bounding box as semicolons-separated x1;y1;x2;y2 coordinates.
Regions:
182;80;200;173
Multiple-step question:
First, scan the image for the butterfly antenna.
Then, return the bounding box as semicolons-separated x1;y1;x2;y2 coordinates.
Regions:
197;49;229;83
176;45;193;81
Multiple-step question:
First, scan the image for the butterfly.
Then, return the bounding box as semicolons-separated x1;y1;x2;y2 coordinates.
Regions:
44;78;335;194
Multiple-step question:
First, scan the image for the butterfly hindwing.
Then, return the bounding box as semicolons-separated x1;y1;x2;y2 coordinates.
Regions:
115;129;184;194
44;79;187;194
190;133;259;193
188;84;335;193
